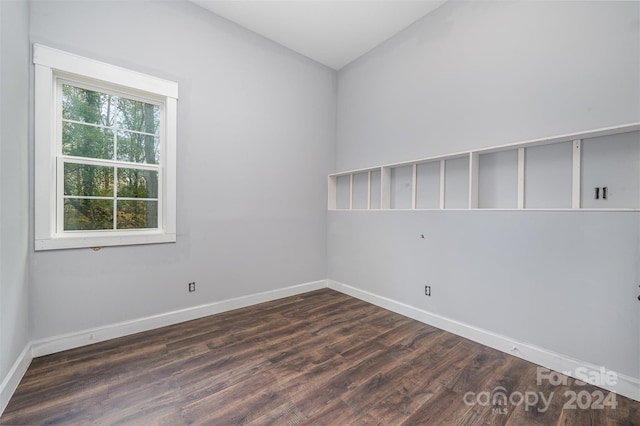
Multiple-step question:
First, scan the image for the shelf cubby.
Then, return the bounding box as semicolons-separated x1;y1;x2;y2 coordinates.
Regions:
328;123;640;212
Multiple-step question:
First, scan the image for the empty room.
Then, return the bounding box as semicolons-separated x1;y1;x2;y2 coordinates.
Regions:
1;0;639;424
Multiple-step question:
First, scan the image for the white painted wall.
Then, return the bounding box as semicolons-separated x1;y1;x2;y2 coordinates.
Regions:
328;211;640;378
331;0;640;382
29;0;336;340
336;0;640;171
0;0;30;389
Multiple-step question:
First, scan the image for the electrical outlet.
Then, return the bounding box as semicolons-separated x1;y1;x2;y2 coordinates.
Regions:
594;186;608;200
188;282;196;292
425;285;431;296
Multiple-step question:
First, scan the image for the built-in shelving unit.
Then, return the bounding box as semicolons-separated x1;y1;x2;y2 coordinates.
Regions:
328;123;640;211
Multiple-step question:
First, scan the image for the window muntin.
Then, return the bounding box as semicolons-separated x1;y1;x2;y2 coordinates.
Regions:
56;80;163;233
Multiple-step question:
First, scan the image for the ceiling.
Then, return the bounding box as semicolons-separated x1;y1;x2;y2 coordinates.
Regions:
190;0;447;70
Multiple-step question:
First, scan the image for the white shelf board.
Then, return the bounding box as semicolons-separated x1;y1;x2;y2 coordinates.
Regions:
328;122;640;212
329;166;381;178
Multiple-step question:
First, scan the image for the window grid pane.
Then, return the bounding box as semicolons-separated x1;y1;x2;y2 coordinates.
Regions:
62;121;114;160
116;200;159;229
63;198;114;231
116;130;160;164
62;84;116;125
63;163;114;197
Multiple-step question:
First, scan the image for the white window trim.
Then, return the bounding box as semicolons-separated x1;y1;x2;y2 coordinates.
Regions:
34;44;178;250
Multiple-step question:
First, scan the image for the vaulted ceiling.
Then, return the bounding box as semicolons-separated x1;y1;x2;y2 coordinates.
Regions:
191;1;447;70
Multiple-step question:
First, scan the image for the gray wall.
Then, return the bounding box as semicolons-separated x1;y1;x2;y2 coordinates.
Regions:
336;0;640;171
29;0;336;340
330;0;640;379
328;211;639;378
0;0;30;385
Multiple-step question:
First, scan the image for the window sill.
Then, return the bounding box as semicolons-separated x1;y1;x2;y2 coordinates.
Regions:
35;231;176;251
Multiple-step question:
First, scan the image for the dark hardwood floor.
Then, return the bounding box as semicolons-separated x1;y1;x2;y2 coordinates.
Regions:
1;289;638;425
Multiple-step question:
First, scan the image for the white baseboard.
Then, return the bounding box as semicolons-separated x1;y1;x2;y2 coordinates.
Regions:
0;280;327;415
31;279;328;357
3;277;638;419
0;344;33;416
327;279;640;402
1;280;326;417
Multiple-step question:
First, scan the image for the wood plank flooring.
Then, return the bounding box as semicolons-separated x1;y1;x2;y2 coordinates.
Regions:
1;289;638;425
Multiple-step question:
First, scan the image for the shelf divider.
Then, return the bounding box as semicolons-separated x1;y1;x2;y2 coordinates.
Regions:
439;160;446;209
349;174;354;209
469;152;480;209
517;147;525;209
572;139;582;209
381;167;391;209
411;164;417;209
367;170;372;210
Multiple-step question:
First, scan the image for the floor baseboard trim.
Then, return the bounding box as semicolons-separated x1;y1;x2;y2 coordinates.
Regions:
327;279;640;402
31;279;328;358
2;279;326;417
5;278;637;418
0;344;33;416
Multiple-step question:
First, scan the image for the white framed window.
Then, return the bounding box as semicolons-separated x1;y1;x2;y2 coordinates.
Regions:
33;44;178;250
